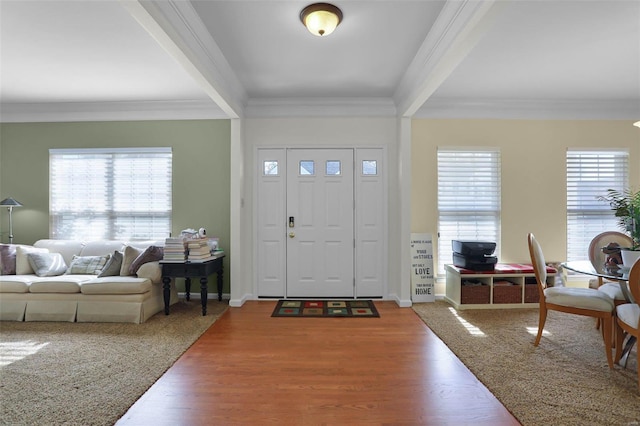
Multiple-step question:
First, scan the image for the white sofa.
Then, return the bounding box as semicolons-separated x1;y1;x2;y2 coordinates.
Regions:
0;239;178;323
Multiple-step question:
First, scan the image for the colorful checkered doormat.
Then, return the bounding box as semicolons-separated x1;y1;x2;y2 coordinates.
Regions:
271;300;379;317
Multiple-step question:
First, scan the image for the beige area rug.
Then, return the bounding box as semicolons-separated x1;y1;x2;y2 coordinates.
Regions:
413;301;640;426
0;299;228;426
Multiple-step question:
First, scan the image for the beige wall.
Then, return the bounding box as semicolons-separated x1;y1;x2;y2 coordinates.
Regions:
412;119;640;292
0;119;231;294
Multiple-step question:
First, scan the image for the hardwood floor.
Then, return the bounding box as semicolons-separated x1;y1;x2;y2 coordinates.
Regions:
116;301;520;425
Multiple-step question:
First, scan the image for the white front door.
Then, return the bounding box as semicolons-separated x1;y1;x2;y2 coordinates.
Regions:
286;149;354;297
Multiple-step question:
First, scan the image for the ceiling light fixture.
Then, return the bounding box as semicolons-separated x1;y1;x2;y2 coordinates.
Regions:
300;3;343;37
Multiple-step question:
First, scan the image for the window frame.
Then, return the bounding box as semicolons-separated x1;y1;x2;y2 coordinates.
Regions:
566;149;629;261
437;147;502;274
49;147;172;241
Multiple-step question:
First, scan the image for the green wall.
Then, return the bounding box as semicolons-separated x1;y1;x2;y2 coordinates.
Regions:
0;119;231;295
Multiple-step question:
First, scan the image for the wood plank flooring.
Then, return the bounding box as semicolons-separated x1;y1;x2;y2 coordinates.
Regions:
116;301;520;425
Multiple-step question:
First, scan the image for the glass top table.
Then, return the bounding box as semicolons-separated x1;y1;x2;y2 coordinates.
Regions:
562;260;632;281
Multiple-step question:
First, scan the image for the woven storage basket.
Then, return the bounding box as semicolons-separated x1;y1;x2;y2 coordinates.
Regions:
460;285;490;304
524;284;540;303
493;284;522;304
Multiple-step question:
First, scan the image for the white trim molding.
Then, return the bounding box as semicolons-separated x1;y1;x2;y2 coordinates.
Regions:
245;97;397;118
415;98;640;120
0;100;228;123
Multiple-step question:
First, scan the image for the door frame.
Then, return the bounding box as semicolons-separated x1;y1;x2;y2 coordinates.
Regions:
254;146;388;299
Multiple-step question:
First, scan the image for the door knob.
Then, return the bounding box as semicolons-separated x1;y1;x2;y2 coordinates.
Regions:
289;232;295;238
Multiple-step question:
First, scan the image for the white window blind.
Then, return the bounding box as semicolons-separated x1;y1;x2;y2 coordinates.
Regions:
566;149;629;261
437;148;501;273
50;148;172;240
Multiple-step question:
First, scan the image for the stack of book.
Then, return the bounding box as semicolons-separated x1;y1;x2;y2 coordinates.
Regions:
163;237;187;262
187;238;214;262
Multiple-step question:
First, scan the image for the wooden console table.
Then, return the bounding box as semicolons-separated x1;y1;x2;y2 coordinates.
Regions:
160;255;225;316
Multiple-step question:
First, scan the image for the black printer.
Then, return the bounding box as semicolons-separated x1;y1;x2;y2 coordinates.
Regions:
452;240;497;271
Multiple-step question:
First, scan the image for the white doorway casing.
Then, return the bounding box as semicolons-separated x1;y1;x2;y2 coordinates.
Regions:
230;116;406;308
256;147;387;299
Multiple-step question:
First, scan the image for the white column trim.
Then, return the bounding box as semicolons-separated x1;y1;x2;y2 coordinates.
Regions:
395;0;506;117
120;0;245;119
229;118;247;306
397;117;413;307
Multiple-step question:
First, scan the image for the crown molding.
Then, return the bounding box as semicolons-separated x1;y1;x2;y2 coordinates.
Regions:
0;100;228;123
3;98;635;123
245;98;397;118
414;98;640;120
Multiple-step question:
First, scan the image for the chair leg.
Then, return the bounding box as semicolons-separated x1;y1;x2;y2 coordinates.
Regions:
636;345;640;389
615;322;624;363
599;317;616;348
594;277;606;330
601;315;614;369
535;306;547;346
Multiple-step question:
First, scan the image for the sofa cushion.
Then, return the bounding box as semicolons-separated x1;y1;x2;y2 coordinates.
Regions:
29;276;90;293
120;246;143;276
66;254;110;275
80;277;152;295
0;244;17;275
16;246;49;275
33;240;85;266
0;275;31;293
129;246;164;274
98;250;123;278
80;241;125;257
27;252;68;277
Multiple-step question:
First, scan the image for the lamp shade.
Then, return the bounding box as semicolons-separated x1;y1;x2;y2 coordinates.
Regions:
300;3;343;37
0;197;22;207
634;121;640;128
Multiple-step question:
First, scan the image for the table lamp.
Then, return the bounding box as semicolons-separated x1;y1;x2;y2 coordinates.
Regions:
0;197;23;243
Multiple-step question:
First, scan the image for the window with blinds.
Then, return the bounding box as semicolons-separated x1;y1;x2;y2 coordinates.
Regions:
566;149;629;261
437;148;501;273
50;148;172;240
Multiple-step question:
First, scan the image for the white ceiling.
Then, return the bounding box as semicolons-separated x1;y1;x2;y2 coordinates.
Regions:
1;0;639;122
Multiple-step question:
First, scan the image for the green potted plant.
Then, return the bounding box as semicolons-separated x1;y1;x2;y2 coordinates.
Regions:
598;188;640;265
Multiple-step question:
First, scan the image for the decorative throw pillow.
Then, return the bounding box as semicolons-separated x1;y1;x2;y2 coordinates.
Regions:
136;261;161;283
16;246;49;275
27;252;68;277
66;254;110;275
129;246;164;275
97;250;123;278
0;244;17;275
120;246;143;276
